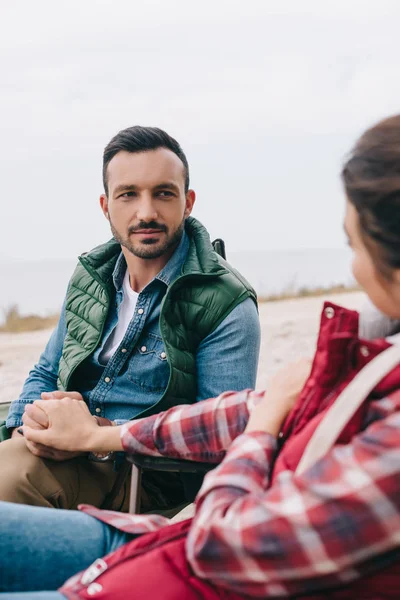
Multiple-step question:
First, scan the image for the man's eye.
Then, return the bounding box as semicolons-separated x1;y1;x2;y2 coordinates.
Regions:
120;191;135;198
157;191;173;198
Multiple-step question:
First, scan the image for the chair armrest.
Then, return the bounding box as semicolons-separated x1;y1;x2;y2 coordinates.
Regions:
127;454;215;474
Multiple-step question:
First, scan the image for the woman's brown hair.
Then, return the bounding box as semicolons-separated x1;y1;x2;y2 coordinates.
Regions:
342;115;400;278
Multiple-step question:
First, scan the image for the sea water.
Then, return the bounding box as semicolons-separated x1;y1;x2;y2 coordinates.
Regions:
0;247;354;322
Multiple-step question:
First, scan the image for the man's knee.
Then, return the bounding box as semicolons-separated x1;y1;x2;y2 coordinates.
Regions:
0;437;59;505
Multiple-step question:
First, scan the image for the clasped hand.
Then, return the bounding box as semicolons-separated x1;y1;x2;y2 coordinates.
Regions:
19;391;102;461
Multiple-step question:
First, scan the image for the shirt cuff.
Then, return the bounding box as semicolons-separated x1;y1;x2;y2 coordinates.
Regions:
5;401;29;429
196;431;277;500
120;415;161;456
5;418;22;429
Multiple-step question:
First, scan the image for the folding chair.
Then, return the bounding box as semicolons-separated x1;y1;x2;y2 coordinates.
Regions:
127;455;215;513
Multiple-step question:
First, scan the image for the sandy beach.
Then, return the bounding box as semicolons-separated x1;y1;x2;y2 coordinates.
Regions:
0;291;365;405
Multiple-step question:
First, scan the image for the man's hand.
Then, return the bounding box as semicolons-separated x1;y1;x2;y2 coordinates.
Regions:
41;391;114;427
21;398;123;454
18;391;85;432
245;358;312;437
21;403;85;461
19;391;85;461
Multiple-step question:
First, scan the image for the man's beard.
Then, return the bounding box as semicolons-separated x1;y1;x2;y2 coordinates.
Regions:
110;217;186;259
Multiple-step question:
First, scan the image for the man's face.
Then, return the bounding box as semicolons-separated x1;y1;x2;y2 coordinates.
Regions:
100;148;195;260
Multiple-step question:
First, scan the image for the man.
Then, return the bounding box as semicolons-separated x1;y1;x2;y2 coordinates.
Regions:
0;126;260;511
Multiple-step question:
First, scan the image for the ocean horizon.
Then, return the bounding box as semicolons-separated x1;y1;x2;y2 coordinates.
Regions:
0;247;354;323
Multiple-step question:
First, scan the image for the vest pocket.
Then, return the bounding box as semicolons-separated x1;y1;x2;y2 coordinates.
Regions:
127;333;169;392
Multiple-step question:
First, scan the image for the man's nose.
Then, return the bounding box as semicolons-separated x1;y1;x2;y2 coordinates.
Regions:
136;194;158;222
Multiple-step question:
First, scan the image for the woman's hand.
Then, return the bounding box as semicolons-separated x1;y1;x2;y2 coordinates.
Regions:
245;358;312;437
20;398;123;454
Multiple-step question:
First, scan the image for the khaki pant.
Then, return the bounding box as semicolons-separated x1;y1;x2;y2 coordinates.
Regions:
0;437;129;510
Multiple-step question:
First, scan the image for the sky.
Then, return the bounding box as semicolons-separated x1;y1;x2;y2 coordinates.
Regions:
2;0;400;260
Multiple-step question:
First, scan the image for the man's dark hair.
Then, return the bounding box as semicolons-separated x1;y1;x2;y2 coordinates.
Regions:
103;126;190;194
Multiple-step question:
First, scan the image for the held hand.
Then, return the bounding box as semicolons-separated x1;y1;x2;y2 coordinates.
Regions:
19;403;53;457
245;358;312;437
21;399;98;453
21;402;86;461
20;398;122;454
11;407;46;439
18;391;84;433
22;441;84;462
18;391;86;460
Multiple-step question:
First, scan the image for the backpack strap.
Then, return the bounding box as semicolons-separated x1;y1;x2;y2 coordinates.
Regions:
296;344;400;476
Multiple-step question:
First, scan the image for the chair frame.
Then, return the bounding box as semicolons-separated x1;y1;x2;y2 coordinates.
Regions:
127;455;214;513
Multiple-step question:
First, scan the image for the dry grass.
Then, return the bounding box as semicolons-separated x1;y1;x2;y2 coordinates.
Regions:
0;305;59;333
258;283;360;303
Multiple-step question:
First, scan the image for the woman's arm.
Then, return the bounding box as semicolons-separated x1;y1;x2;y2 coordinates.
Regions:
21;358;310;458
20;390;258;455
121;358;311;459
120;389;259;460
186;406;400;598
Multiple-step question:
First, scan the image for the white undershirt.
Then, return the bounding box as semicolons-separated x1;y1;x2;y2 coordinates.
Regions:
100;269;139;362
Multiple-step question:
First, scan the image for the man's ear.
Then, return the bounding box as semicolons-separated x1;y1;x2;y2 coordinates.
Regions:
100;194;109;220
184;190;196;218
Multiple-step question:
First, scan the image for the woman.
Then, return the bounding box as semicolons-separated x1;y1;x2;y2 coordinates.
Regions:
1;115;400;599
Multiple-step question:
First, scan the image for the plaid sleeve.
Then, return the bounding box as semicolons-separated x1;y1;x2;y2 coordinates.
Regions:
78;503;171;535
120;389;264;461
186;411;400;598
77;390;262;536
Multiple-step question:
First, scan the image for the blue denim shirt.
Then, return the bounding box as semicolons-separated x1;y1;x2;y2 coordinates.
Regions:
6;233;260;429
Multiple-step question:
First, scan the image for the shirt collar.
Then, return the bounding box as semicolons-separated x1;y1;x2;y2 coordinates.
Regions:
112;230;189;291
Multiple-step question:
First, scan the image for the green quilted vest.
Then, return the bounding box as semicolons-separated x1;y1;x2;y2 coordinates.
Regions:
58;217;257;419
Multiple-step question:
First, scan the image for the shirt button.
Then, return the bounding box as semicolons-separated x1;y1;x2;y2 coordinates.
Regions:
141;345;147;352
104;376;111;383
138;308;144;315
95;407;101;414
121;348;127;353
360;345;370;357
324;306;335;319
160;351;166;359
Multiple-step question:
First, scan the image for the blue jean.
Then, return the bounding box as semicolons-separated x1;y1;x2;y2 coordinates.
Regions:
0;501;132;597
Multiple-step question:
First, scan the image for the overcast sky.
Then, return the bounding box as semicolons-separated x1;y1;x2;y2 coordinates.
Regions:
2;0;400;260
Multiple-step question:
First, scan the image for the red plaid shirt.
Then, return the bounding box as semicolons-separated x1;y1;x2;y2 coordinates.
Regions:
80;387;400;598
